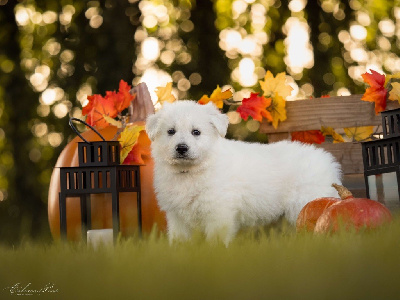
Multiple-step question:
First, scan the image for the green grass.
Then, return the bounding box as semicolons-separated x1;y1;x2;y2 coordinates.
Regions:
1;217;400;300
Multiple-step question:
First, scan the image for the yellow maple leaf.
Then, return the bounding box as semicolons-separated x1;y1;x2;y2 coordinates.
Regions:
321;126;345;143
259;71;293;99
198;85;232;109
388;82;400;103
118;124;145;164
269;94;287;129
344;126;374;142
155;82;176;105
103;115;123;128
384;72;400;86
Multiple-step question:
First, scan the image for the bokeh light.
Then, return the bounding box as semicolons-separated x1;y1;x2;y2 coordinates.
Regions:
237;58;257;87
138;67;174;104
284;17;314;75
141;37;160;61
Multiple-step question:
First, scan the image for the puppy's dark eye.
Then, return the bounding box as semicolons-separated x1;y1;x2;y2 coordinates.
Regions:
192;129;201;136
167;128;176;136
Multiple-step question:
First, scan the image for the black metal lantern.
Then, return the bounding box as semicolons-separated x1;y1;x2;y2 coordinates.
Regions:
59;118;142;241
362;108;400;209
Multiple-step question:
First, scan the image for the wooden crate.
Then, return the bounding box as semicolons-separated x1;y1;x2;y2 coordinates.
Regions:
259;95;400;202
260;94;400;174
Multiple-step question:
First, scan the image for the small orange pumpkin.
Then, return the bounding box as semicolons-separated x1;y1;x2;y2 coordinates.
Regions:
47;124;167;241
296;196;339;232
314;184;392;233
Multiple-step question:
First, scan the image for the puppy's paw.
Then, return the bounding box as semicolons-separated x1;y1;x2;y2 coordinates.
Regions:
166;213;192;244
168;230;191;245
205;223;237;247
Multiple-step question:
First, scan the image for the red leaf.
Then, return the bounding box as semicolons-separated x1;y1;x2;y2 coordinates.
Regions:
361;70;387;115
84;94;118;129
114;80;135;112
82;80;134;128
236;93;273;122
81;97;94;116
291;130;325;144
123;129;152;165
362;69;385;89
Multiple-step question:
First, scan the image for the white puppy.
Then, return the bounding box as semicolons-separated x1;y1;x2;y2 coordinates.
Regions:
146;101;342;245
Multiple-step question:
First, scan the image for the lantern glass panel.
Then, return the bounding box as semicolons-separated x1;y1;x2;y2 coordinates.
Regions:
367;173;399;210
87;192;140;231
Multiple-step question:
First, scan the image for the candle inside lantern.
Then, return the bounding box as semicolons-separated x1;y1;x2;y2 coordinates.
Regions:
87;229;113;249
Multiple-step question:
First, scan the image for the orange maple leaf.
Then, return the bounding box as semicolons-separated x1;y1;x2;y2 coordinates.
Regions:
236;93;273;122
198;86;232;109
81;96;94;116
123;128;152;165
84;94;118;129
112;80;135;112
361;70;387;115
82;80;134;128
291;130;325;144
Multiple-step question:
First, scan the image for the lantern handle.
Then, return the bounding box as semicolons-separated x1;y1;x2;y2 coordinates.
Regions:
69;118;106;144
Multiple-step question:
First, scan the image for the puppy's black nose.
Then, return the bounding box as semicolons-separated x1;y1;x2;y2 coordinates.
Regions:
176;144;189;155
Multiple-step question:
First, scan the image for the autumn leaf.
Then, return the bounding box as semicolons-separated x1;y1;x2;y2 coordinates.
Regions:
81;97;94;116
388;82;400;103
82;80;134;128
83;94;118;129
155;82;176;105
321;126;344;143
198;85;232;109
103;115;123;128
118;124;145;164
123;129;152;165
104;80;135;113
362;69;386;90
291;130;325;144
113;80;135;112
361;70;387;115
269;94;287;129
384;72;400;86
259;71;293;99
236;93;272;122
344;126;374;142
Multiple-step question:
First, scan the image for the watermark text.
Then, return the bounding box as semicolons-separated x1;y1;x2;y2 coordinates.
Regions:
3;282;59;296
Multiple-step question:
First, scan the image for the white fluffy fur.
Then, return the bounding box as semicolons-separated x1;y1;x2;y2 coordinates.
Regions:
146;101;342;245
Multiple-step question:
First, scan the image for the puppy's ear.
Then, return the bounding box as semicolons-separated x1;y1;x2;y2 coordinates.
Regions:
145;112;160;141
205;102;229;137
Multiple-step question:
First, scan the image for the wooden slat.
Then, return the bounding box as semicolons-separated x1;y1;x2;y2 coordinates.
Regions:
260;95;400;134
317;142;363;175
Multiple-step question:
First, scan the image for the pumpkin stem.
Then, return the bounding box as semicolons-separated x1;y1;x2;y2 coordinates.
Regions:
332;183;353;200
128;82;154;123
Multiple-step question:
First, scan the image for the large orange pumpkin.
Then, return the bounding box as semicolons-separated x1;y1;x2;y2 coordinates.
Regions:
48;124;167;241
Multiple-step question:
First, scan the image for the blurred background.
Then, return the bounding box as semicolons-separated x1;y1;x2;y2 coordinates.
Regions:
0;0;399;244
